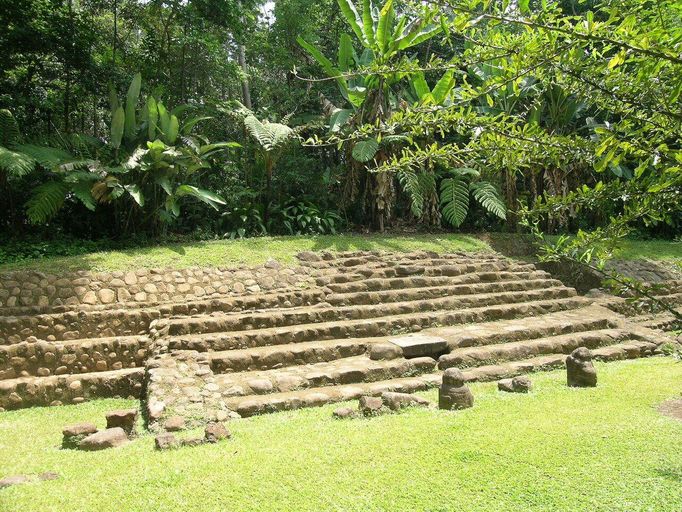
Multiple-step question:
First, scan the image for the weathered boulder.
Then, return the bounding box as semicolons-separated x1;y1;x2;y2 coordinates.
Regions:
498;376;533;393
204;422;231;443
164;416;186;432
358;395;385;417
332;406;357;419
78;428;129;451
439;368;474;410
62;422;98;448
296;251;321;262
155;433;179;451
381;392;431;411
566;347;597;387
105;408;138;436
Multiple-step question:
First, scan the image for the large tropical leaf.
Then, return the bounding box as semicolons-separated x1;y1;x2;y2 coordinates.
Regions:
175;185;226;210
376;0;394;53
337;0;366;45
124;73;142;140
361;0;376;47
111;107;125;149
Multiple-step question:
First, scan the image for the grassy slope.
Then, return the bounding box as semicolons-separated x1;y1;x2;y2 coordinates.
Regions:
1;233;680;274
0;358;680;512
0;234;491;273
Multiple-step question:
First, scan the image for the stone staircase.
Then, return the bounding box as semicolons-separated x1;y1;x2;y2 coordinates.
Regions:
0;250;673;421
140;251;670;427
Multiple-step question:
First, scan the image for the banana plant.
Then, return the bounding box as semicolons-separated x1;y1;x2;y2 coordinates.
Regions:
297;0;442;231
407;70;456;106
298;0;442;129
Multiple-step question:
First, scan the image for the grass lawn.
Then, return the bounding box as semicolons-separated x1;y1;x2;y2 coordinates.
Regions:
1;232;680;274
0;234;491;273
1;357;680;512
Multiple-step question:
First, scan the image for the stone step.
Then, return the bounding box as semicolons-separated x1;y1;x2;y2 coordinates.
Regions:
323;270;550;294
213;355;438;397
0;335;149;381
224;341;660;417
168;296;588;352
630;310;681;331
297;251;505;269
165;286;577;337
437;328;632;370
430;307;616;350
306;256;507;275
0;367;144;410
325;277;564;307
0;307;159;345
315;261;536;285
210;306;614;374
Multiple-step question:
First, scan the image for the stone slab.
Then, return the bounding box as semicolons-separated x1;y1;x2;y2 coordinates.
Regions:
388;334;448;358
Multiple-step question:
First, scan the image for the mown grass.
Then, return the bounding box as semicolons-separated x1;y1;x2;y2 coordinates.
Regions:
615;239;682;263
0;233;679;274
1;358;681;512
0;234;491;273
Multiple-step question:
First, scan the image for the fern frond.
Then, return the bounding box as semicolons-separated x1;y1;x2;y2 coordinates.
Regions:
15;144;72;168
0;109;21;146
440;175;469;227
0;147;35;177
244;115;294;152
351;139;379;162
398;168;423;217
470;181;506;220
25;181;69;223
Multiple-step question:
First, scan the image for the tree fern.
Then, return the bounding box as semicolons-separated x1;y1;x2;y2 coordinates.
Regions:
0;109;21;146
244;115;295;151
352;139;379;162
0;147;35;178
25;181;69;223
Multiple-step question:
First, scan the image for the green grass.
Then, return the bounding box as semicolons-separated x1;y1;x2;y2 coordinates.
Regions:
614;239;682;263
0;234;491;273
1;358;681;512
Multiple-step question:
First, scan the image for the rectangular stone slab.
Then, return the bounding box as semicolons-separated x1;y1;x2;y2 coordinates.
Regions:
388;335;448;358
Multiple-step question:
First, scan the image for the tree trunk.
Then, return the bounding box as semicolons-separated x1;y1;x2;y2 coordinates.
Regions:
237;44;252;109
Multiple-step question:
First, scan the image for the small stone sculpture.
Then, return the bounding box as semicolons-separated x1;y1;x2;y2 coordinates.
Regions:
439;368;474;410
566;347;597;387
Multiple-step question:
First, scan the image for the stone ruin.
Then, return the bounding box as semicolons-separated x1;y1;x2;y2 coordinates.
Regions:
0;250;678;435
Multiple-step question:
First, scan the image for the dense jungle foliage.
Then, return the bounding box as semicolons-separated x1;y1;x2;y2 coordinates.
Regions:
1;0;680;262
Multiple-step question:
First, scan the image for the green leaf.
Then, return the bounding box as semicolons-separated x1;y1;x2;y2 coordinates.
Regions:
470;181;506;220
362;0;375;47
338;33;354;72
181;116;212;136
431;69;455;105
519;0;530;14
352;139;379;162
329;109;353;132
376;0;394;52
337;0;366;45
175;185;226;210
111;107;125;149
124;73;142;140
166;115;179;144
124;184;145;207
26;181;69;224
411;71;430;101
440;176;469;227
146;96;158;141
71;181;97;211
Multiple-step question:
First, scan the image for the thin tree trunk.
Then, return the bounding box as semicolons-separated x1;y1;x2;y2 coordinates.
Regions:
237;44;252;109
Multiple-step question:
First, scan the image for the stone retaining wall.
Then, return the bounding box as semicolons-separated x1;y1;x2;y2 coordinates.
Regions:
0;262;312;310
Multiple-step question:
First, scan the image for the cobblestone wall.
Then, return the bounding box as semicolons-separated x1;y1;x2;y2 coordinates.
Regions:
0;261;312;310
